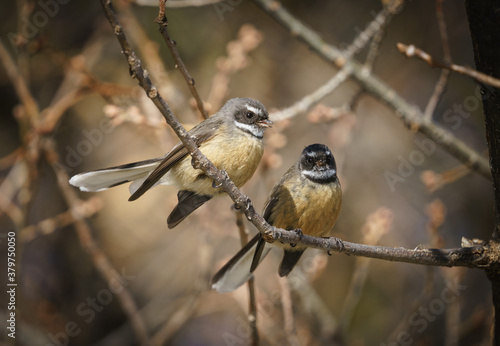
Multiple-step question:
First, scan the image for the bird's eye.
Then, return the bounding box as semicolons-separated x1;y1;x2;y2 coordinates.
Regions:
246;112;254;119
307;157;314;164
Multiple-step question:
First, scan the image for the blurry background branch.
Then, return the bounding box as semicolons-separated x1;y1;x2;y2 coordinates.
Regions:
423;0;451;121
155;5;208;119
397;43;500;89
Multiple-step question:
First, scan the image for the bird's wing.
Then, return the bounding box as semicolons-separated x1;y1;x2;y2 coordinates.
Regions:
128;122;219;201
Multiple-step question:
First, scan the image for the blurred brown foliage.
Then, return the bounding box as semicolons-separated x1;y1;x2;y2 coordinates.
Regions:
0;0;493;345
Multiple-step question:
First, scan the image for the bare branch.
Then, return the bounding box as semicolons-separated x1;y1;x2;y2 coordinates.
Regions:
271;66;352;122
338;208;392;334
155;8;208;119
0;40;39;125
423;0;451;121
269;231;490;269
135;0;223;7
397;43;500;89
343;3;400;61
19;197;102;242
235;209;259;346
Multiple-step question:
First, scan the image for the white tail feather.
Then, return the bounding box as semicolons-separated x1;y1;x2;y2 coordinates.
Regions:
69;161;160;192
212;241;271;293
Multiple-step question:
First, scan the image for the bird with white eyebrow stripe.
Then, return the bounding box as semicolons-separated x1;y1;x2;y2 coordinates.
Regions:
69;98;273;228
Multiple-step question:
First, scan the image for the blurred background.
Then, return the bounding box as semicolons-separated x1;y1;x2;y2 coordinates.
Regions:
0;0;493;345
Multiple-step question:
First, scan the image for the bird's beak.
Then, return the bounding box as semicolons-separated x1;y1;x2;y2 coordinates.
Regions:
257;119;274;128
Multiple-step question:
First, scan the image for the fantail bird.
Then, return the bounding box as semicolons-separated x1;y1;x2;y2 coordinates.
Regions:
211;143;342;292
69;98;272;228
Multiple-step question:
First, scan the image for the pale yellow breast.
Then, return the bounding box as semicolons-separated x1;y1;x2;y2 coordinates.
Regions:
272;174;342;250
171;124;264;196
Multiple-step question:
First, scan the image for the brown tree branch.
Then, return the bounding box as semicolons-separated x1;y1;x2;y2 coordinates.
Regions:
0;40;39;125
19;197;102;242
421;0;451;122
271;66;352;122
251;0;491;180
397;43;500;89
343;2;400;61
136;0;223;7
155;5;208;119
423;0;451;122
235;209;259;346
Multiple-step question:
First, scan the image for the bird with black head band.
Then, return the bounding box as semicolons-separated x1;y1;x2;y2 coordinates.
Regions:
211;143;342;292
69;98;272;228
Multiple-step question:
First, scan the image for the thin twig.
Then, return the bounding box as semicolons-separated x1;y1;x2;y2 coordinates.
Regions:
279;277;298;345
423;0;451;121
436;0;451;63
337;208;392;334
155;9;208;119
271;66;352;122
397;43;500;89
252;0;491;180
343;3;399;60
151;295;199;345
40;88;91;133
424;69;450;122
364;18;388;72
420;164;471;193
235;209;259;346
0;40;39;125
137;0;223;7
20;197;102;242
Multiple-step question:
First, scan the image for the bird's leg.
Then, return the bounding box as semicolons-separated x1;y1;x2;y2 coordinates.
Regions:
324;236;344;254
212;169;228;188
289;228;303;248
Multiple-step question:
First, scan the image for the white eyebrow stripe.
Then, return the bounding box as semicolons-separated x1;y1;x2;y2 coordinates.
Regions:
245;104;262;115
235;120;264;138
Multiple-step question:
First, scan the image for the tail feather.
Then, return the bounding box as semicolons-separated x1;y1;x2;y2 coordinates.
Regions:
278;250;305;277
167;190;212;228
69;158;162;193
211;234;271;293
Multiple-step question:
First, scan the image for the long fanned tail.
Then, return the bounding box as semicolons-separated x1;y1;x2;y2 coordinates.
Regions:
69;158;162;194
211;234;271;293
